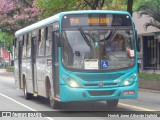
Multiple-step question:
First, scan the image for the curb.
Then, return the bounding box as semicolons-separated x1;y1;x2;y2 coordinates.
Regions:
0;69;14;76
0;69;6;72
139;88;160;94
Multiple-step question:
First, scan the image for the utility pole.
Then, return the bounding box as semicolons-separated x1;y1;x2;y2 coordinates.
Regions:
3;39;5;68
8;46;11;66
127;0;133;16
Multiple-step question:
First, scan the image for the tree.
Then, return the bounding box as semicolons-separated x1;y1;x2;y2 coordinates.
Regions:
0;31;13;49
35;0;78;18
35;0;108;18
103;0;127;11
35;0;142;19
78;0;106;10
137;0;160;29
0;0;39;33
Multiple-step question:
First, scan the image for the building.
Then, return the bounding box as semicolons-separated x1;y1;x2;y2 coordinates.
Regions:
0;47;11;68
133;12;160;72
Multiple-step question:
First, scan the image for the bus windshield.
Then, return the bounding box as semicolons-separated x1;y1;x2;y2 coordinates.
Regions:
62;28;135;71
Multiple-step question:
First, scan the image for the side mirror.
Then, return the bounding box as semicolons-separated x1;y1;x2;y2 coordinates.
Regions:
53;31;61;47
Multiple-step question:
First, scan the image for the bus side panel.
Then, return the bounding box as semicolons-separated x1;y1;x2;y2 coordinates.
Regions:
36;57;46;96
36;56;52;97
14;59;20;89
25;58;34;94
21;59;27;87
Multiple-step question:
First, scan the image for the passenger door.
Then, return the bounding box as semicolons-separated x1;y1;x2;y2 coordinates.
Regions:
31;37;38;93
18;38;23;89
52;30;60;97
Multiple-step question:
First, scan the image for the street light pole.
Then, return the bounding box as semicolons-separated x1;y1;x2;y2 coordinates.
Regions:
2;39;5;68
8;46;11;66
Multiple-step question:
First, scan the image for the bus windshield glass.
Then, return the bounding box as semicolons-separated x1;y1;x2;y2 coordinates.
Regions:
62;14;135;71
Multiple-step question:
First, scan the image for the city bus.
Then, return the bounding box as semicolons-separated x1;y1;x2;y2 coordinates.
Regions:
14;10;138;109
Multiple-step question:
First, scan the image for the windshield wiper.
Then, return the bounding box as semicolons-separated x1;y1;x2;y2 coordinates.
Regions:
105;29;116;44
78;27;91;46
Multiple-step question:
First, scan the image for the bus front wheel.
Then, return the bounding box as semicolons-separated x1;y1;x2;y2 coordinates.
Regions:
106;99;119;108
48;84;59;109
50;98;59;109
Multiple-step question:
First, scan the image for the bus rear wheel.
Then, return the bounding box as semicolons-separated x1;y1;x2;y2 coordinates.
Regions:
106;99;119;108
23;80;32;100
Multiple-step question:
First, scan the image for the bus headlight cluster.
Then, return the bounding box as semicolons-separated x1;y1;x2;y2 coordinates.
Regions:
121;74;137;86
66;78;81;88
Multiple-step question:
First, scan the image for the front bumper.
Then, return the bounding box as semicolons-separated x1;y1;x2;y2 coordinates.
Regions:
60;81;138;102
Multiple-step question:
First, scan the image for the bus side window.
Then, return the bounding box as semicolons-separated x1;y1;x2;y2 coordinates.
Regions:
45;27;48;40
26;34;31;57
38;28;45;56
18;36;23;59
45;25;53;56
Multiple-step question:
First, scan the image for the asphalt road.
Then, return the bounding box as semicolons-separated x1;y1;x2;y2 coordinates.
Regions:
0;69;160;120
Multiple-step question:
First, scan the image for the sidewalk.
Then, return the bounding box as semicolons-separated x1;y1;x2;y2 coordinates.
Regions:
141;69;160;74
0;69;6;72
139;88;160;94
0;68;14;77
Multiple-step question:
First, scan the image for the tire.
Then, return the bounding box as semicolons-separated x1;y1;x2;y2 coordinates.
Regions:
23;80;32;100
48;82;59;109
106;99;119;108
50;98;59;109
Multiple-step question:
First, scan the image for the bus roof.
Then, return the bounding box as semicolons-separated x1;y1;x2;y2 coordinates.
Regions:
15;10;130;37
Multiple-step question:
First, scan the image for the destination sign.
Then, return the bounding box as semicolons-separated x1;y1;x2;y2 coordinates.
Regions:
62;13;132;27
70;17;110;26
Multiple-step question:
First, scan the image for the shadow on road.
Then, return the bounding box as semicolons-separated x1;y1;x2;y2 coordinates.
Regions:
22;96;131;111
17;95;138;117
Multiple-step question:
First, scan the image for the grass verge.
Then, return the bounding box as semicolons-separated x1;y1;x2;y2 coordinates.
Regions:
6;66;14;72
139;73;160;80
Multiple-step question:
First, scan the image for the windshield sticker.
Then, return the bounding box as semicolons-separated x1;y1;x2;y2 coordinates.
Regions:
101;60;108;69
127;49;135;57
84;59;99;70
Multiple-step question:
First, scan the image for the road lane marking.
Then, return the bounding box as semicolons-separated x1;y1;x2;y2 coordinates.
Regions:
119;102;155;111
0;92;54;120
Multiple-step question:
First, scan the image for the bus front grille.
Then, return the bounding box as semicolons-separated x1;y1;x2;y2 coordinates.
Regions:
84;83;118;87
76;73;124;81
88;90;115;96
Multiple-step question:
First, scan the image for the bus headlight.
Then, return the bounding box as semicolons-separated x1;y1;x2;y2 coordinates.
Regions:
123;80;131;86
121;74;137;86
66;78;81;88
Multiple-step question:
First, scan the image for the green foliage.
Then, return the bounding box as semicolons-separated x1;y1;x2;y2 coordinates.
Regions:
35;0;130;18
6;66;14;72
139;73;160;80
35;0;78;18
0;31;13;48
35;0;145;19
102;0;127;11
133;0;144;11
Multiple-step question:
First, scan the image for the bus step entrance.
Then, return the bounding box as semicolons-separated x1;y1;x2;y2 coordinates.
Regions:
33;92;38;97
